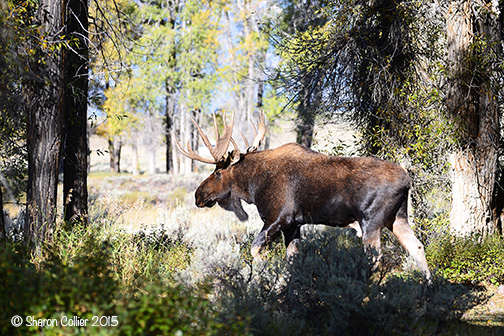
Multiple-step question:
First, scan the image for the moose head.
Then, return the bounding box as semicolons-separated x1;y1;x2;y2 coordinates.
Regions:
175;111;266;222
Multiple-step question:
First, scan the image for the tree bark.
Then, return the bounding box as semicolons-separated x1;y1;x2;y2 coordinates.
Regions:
446;0;501;235
0;186;5;241
109;138;122;173
63;0;89;225
24;0;65;253
296;111;314;148
132;139;140;176
493;167;504;235
164;2;178;174
165;80;176;174
296;70;322;148
190;109;199;172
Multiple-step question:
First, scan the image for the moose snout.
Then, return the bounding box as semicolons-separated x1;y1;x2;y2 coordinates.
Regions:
195;195;205;207
195;193;216;208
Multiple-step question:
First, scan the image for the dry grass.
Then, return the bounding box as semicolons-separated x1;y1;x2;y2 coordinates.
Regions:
87;171;264;281
88;171;263;232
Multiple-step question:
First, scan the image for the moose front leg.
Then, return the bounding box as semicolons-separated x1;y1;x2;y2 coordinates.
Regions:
250;219;289;259
283;224;301;257
251;227;281;260
361;224;383;268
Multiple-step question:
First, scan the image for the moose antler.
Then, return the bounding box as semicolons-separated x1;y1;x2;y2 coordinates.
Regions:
175;111;238;164
240;111;266;153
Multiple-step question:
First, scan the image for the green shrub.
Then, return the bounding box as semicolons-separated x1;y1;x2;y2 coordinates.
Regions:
47;220;193;289
119;278;249;336
115;224;193;287
0;237;118;336
214;229;486;335
0;227;244;336
427;233;504;285
0;242;40;336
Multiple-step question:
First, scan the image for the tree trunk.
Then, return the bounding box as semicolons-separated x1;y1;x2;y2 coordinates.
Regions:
164;2;178;174
0;186;5;241
179;101;191;174
493;167;504;235
109;138;122;173
296;70;322;148
190;109;199;172
132;139;140;176
165;82;176;173
171;129;180;175
24;0;65;253
63;0;89;225
296;111;314;148
446;0;501;235
257;74;264;110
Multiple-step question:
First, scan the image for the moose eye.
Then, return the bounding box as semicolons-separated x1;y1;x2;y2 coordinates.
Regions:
214;170;222;179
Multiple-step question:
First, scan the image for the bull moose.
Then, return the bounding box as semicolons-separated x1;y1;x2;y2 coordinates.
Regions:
176;112;431;281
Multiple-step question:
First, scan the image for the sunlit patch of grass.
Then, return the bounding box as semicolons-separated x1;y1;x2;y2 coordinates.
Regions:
168;186;189;206
88;171;122;179
119;191;157;205
2;203;22;220
90;195;160;232
42;212;194;291
108;230;193;289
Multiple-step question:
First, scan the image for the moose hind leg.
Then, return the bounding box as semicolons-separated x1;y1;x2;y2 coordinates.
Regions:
283;225;301;257
392;216;432;282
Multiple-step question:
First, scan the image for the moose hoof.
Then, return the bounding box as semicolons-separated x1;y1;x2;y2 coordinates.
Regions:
251;245;263;261
286;239;300;257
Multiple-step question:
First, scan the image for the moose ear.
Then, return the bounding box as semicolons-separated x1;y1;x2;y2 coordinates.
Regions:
229;149;243;166
214;149;242;170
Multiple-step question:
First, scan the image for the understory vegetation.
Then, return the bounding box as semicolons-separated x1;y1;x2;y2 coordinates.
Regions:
2;174;504;335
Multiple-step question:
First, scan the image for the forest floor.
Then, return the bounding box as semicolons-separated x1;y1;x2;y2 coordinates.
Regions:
87;172;504;333
462;284;504;328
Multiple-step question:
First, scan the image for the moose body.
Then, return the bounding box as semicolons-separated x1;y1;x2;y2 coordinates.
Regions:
177;112;431;281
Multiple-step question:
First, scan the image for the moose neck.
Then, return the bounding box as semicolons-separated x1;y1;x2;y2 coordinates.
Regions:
228;151;266;204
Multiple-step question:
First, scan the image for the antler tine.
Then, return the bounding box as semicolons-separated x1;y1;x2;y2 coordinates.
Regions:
176;111;236;164
190;115;214;156
240;131;250;149
210;111;234;160
250;110;266;150
251;117;258;136
212;112;219;143
230;137;240;152
174;138;217;164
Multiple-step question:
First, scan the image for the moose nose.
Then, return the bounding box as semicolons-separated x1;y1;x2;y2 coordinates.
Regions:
195;193;206;208
195;197;204;208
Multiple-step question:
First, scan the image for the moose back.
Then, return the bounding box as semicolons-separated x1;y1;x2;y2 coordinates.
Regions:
176;112;431;281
